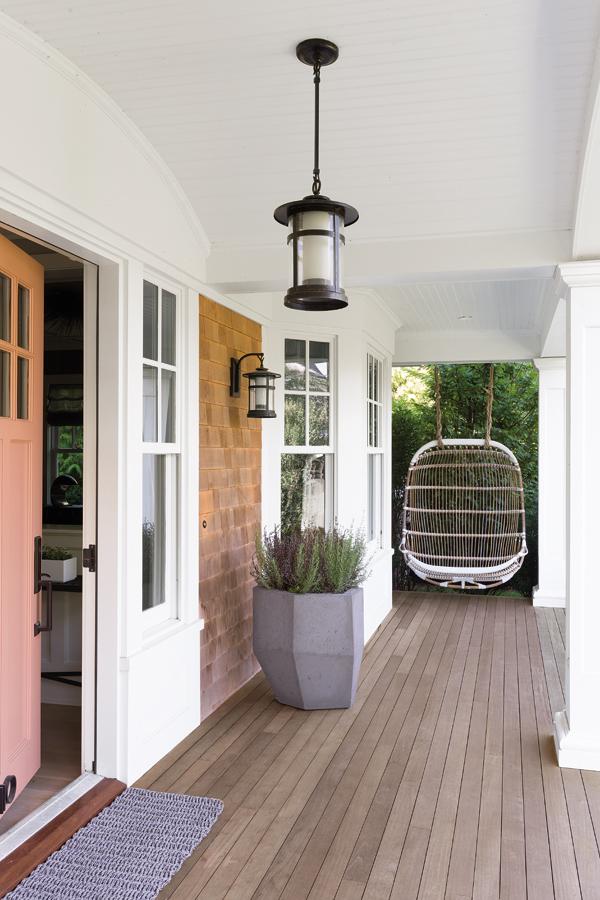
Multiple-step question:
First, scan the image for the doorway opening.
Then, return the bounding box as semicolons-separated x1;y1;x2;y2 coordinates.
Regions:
0;226;96;839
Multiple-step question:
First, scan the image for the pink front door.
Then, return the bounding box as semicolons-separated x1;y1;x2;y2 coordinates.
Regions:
0;234;44;810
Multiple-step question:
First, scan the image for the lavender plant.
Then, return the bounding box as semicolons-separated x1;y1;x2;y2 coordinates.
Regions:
252;526;369;594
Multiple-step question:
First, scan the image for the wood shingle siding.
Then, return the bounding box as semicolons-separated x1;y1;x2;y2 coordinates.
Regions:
199;296;262;717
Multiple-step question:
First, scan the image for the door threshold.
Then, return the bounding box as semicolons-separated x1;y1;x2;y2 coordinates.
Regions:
0;775;125;897
0;773;101;861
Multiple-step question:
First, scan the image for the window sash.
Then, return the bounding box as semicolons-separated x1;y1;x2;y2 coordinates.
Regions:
284;338;333;451
141;277;182;628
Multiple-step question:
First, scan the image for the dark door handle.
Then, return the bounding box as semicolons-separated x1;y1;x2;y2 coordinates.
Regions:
33;535;42;594
34;576;53;636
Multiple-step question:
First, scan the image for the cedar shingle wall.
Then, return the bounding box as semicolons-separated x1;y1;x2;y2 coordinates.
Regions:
199;296;262;716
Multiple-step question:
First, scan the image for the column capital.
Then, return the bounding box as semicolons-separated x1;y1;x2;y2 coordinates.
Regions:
533;356;566;372
555;260;600;293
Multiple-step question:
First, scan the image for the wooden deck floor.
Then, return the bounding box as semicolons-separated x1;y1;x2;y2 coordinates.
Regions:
138;592;600;900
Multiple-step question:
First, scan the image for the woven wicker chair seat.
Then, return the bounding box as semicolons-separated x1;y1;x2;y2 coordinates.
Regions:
401;438;527;590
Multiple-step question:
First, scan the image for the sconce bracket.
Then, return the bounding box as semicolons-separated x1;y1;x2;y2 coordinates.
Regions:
230;352;265;397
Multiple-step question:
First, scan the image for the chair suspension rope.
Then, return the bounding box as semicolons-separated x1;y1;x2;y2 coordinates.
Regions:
435;366;443;449
484;363;494;449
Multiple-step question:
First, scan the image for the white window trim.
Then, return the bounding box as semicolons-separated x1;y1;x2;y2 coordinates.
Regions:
367;350;385;548
141;275;184;631
281;335;336;530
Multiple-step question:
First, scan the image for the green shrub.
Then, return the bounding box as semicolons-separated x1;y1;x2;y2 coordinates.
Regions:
42;545;74;561
252;526;369;594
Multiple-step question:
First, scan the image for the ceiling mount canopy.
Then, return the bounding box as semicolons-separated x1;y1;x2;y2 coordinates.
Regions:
274;38;358;312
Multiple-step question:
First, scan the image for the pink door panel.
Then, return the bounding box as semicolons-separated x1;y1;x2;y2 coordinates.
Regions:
0;234;44;810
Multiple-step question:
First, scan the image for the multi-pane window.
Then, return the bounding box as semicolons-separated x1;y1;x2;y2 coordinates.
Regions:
143;281;177;443
367;353;384;546
282;338;333;531
0;271;33;421
142;279;179;620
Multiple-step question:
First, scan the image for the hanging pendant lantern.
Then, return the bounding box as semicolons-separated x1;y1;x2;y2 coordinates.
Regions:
274;38;358;311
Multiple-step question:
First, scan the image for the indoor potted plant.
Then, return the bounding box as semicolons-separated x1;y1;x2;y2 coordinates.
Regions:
41;545;78;583
252;526;369;710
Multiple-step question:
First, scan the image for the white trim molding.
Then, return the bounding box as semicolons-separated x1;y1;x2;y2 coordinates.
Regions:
532;357;566;609
554;259;600;770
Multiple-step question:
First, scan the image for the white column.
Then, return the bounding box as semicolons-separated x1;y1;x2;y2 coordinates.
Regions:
532;357;566;608
554;261;600;770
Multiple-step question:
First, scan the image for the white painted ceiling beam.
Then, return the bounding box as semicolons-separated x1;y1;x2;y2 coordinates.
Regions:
207;228;572;294
394;328;540;366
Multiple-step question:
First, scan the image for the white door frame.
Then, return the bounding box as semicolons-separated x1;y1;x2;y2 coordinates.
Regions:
81;261;98;774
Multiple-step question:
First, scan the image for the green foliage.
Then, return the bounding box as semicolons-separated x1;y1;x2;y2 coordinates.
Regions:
42;545;74;561
392;363;538;597
56;425;83;505
252;526;369;595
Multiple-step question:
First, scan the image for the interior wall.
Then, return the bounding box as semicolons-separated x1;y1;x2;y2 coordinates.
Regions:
199;296;262;716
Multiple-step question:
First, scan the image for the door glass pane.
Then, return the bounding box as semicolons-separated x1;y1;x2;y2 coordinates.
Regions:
17;286;30;350
0;274;10;342
142;455;165;611
309;396;329;445
0;350;9;416
17;356;28;419
284;395;305;445
161;290;176;366
143;281;159;361
143;365;158;441
161;370;175;442
281;453;327;532
285;339;306;390
309;342;329;392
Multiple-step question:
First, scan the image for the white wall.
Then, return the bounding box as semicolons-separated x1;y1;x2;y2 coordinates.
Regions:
0;14;208;784
0;13;207;282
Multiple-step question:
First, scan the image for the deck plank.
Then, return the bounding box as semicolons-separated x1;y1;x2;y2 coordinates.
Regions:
444;598;496;900
515;602;554;900
472;597;506;900
526;607;582;900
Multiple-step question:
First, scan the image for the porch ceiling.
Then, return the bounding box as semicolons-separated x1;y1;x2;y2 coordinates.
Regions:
1;0;598;289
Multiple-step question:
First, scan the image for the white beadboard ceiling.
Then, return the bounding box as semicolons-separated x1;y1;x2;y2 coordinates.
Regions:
378;278;554;333
1;0;599;254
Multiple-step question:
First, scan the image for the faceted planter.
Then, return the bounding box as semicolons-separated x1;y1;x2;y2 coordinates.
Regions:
252;586;364;710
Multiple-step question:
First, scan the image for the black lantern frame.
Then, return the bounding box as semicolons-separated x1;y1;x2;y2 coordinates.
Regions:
230;352;280;419
274;38;358;312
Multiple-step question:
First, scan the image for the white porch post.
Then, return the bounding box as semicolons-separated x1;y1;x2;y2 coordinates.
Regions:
532;357;566;608
554;261;600;770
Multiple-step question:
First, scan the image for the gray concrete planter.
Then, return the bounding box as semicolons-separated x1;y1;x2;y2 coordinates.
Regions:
252;586;364;710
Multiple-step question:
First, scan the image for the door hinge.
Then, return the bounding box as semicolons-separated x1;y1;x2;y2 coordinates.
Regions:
0;776;17;815
82;544;96;573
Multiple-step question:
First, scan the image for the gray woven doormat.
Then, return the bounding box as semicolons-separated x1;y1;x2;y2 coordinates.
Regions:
6;788;224;899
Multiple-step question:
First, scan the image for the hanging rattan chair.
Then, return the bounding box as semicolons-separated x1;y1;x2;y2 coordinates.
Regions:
400;367;527;590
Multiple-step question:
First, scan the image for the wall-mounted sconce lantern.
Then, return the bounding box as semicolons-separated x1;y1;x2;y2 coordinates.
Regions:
274;38;358;312
230;353;281;418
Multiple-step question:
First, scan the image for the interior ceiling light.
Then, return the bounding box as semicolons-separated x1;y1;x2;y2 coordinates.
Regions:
274;38;358;311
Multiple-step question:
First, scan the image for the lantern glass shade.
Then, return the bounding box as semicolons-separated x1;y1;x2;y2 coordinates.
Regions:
285;205;347;311
244;368;280;418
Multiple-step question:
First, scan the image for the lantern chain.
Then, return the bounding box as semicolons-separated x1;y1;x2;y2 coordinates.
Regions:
312;62;322;196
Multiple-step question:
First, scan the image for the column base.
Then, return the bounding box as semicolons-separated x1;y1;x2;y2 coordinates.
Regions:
532;586;566;608
554;709;600;770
